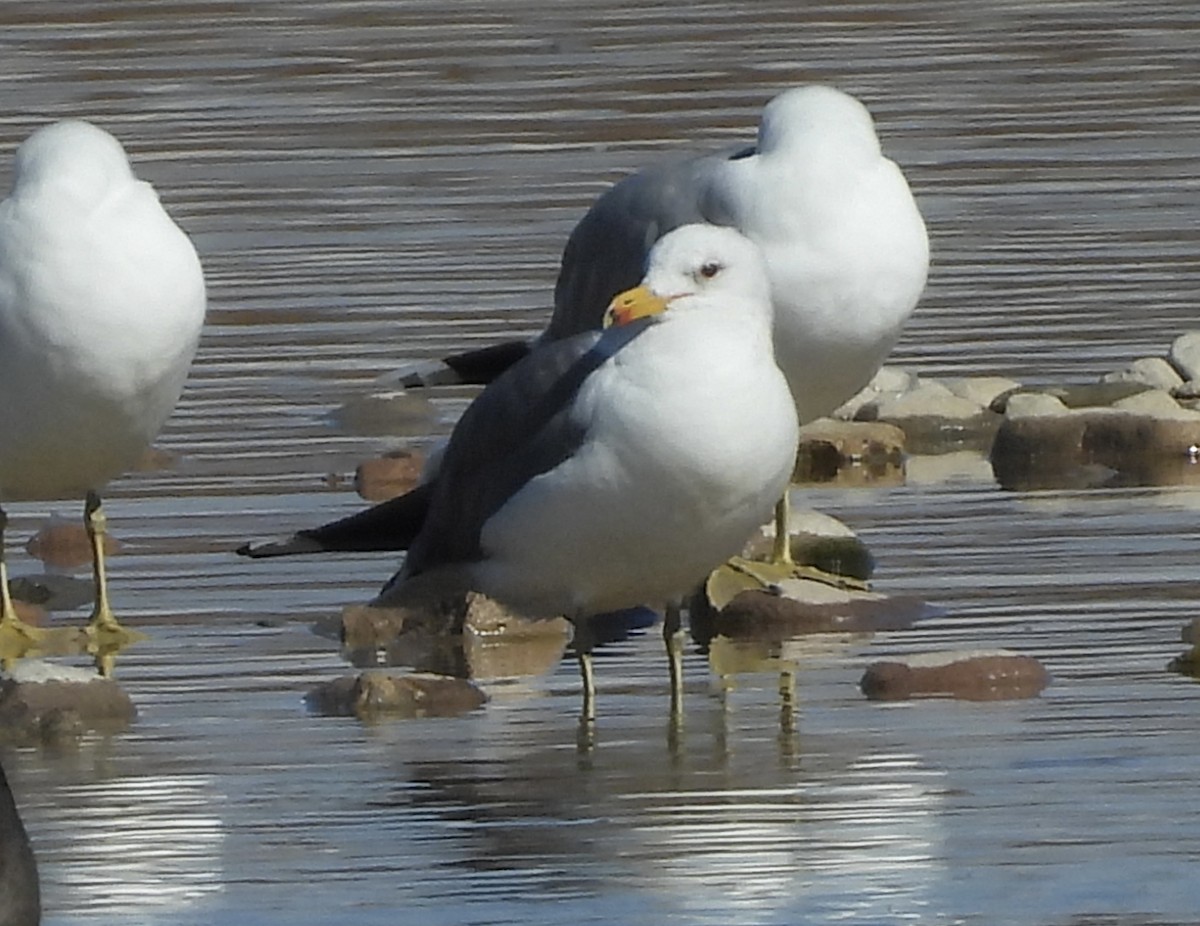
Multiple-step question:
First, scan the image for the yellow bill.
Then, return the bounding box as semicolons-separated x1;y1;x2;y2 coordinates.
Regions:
603;285;669;328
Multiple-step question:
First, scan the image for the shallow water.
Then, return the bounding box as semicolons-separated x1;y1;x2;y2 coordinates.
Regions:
4;2;1200;923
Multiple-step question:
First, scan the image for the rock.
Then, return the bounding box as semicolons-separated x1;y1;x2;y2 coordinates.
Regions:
1111;388;1200;421
991;396;1200;490
1046;381;1151;409
1172;379;1200;402
1001;392;1072;418
306;671;486;719
330;389;437;437
25;518;121;569
335;579;571;682
860;378;982;420
832;366;917;419
860;650;1050;701
692;587;928;643
354;449;425;501
1169;331;1200;380
745;509;875;582
0;661;136;745
793;419;904;484
942;376;1021;409
1101;357;1184;391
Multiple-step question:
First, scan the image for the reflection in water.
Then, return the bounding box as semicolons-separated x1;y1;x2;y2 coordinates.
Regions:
48;774;224;919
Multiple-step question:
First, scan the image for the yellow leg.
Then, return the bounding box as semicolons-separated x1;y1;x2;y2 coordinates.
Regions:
663;602;684;721
84;492;144;666
770;493;793;566
573;616;596;724
0;503;44;652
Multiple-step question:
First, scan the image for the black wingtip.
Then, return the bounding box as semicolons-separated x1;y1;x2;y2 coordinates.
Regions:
235;534;325;558
379;340;532;389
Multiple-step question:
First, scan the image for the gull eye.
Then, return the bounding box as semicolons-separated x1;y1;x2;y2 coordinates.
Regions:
698;261;722;280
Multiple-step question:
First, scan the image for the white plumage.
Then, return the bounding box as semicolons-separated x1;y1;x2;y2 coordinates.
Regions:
0;120;206;660
242;224;798;718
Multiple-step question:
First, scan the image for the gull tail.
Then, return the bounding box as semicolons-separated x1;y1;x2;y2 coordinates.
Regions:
236;483;433;558
378;340;532;389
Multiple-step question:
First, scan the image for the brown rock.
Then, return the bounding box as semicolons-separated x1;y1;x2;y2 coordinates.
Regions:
0;667;136;745
793;419;905;484
306;671;486;719
860;650;1050;701
331;390;437;437
25;521;120;569
354;449;426;502
992;408;1200;490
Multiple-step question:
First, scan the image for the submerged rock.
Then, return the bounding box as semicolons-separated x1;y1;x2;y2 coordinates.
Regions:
307;670;486;720
793;418;904;485
0;661;136;745
860;649;1049;701
991;388;1200;489
331;389;437;437
25;517;121;569
354;449;426;501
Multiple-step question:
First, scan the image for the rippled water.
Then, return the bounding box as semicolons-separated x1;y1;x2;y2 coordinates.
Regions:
4;2;1200;924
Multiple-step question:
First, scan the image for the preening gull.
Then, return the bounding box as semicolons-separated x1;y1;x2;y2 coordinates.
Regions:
397;84;929;563
240;224;799;720
0;759;40;926
0;121;206;664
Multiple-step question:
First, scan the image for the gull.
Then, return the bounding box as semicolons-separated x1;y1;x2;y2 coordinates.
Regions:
0;121;206;664
240;224;799;720
395;85;929;565
0;759;39;926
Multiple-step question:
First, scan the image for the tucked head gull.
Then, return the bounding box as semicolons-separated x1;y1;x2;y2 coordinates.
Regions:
240;224;799;720
0;120;206;667
393;84;928;567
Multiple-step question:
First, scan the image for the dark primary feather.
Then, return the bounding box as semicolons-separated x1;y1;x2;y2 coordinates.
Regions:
0;761;40;926
404;318;652;576
237;319;653;576
236;484;435;557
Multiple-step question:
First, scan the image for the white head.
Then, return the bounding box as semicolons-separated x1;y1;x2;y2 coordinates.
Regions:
757;85;881;161
605;224;774;328
10;120;135;203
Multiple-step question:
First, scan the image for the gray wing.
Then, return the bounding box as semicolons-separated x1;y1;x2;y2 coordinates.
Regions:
403;317;653;576
547;143;752;340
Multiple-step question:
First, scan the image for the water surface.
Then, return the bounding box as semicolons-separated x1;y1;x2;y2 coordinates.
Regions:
3;3;1200;923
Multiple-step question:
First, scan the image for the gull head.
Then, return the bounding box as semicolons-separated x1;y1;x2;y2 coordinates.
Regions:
757;84;881;161
604;224;772;327
10;120;135;202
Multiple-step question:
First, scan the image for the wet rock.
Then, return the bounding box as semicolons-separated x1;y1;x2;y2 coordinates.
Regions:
7;575;94;612
692;587;928;644
1042;381;1152;409
25;518;120;569
306;670;486;719
1168;331;1200;381
354;449;425;501
832;365;917;420
335;578;571;682
331;389;437;437
853;378;1002;453
943;375;1021;410
1101;356;1184;391
793;419;904;484
0;661;135;745
991;390;1200;490
745;509;875;582
860;649;1050;701
340;580;563;648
